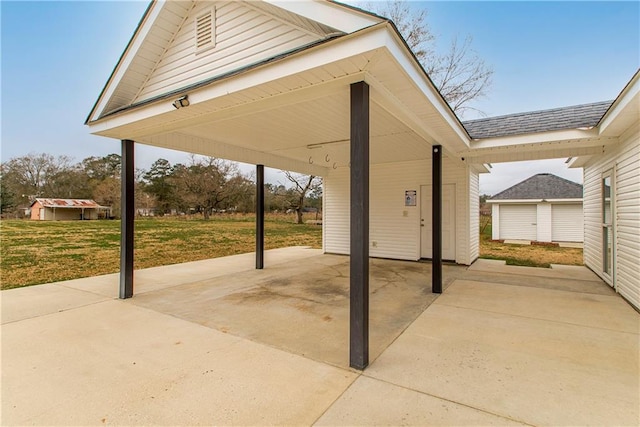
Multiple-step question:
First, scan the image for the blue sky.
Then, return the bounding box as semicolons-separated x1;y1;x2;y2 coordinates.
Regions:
1;1;638;194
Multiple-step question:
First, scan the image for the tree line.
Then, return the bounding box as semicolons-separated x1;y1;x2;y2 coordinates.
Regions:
0;152;322;222
2;1;493;221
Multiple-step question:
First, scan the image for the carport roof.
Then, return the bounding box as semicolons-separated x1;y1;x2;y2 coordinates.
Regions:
85;0;471;176
463;101;613;140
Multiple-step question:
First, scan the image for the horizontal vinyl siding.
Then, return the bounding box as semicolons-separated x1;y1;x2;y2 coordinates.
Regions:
324;158;472;264
468;170;480;263
444;161;470;264
324;167;350;255
136;1;320;103
614;126;640;309
583;160;602;275
369;162;424;260
583;124;640;310
552;204;584;242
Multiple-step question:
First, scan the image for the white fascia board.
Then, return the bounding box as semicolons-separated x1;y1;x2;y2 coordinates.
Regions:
88;1;166;123
462;144;613;165
567;156;592;168
599;71;640;136
262;0;382;33
88;25;389;135
469;163;490;174
486;199;542;204
470;128;600;149
545;199;583;204
487;198;582;204
380;26;470;150
461;132;619;164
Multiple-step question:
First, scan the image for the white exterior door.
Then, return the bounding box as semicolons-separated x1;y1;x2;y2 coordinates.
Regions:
552;204;584;242
499;205;537;240
421;184;456;261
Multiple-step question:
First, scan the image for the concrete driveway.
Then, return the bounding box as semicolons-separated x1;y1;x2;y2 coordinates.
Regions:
2;247;638;425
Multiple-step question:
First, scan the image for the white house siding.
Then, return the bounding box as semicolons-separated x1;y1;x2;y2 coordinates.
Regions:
468;170;480;263
135;1;320;103
583;124;640;310
323;167;350;255
552;204;584;242
491;204;500;240
323;158;474;264
498;205;537;240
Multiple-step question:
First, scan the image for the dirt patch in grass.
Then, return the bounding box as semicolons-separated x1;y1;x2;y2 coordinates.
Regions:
1;214;321;290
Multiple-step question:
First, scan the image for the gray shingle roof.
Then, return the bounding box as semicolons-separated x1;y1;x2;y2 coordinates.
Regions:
490;173;583;200
462;101;613;139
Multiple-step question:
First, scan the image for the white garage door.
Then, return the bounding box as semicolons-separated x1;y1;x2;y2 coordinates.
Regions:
552;204;584;242
499;205;537;240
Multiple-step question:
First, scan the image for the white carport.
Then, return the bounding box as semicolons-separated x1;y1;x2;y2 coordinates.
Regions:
85;0;471;369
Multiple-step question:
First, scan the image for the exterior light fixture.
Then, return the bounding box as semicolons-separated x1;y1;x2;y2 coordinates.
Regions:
172;95;190;109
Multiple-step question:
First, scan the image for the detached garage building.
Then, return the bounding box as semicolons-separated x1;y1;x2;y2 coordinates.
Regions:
487;173;584;243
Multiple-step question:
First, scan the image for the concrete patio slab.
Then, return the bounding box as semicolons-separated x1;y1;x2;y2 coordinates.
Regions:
131;255;452;368
60;246;322;298
365;280;640;426
466;259;613;295
315;376;525;426
470;258;602;282
2;298;356;426
437;279;639;333
2;248;638;426
1;283;109;324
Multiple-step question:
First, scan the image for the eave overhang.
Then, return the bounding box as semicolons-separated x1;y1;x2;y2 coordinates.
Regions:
462;128;619;164
598;69;640;137
87;22;471;175
487;198;583;204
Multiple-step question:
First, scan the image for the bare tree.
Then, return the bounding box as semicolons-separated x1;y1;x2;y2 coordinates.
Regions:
366;0;493;117
93;177;120;218
1;152;74;200
282;171;322;224
172;156;245;219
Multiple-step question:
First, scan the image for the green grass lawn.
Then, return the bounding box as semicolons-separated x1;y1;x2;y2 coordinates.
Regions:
1;215;322;290
479;215;583;268
2;214;583;290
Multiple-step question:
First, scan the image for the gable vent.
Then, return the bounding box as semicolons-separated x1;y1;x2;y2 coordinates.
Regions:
195;8;215;52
